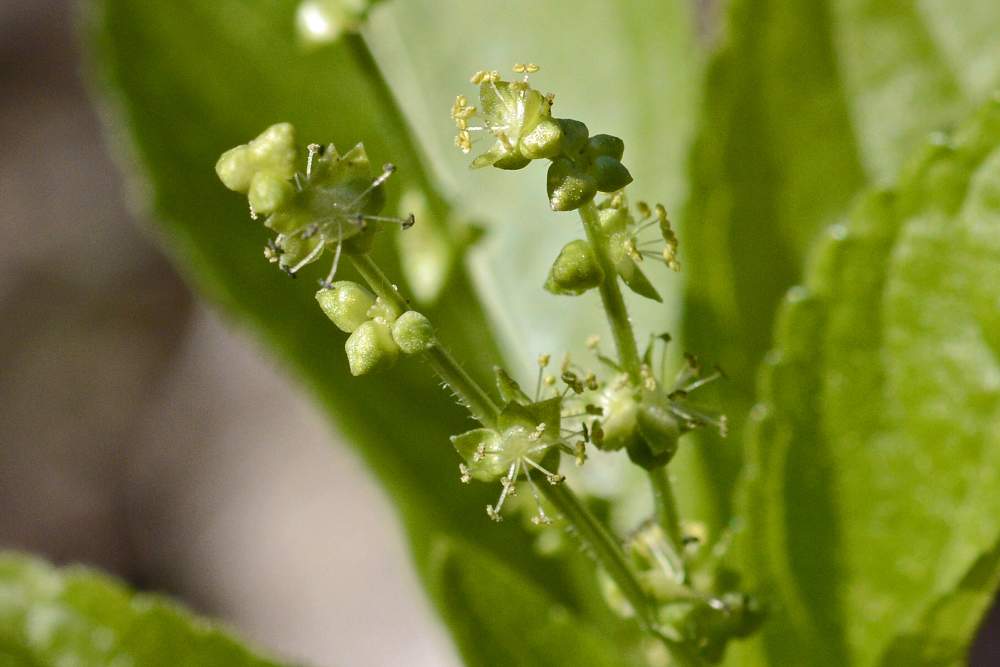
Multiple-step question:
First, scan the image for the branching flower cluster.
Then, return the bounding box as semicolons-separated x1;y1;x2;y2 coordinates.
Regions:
216;64;762;665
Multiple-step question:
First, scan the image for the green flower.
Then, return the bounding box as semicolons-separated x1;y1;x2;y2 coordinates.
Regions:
216;124;413;281
452;65;563;170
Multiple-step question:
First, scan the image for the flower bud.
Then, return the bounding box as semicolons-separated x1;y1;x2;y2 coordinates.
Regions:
547;157;598;211
586;134;625;161
345;319;399;376
248;173;294;215
391;310;435;354
626;399;680;469
519;118;563;160
316;281;376;333
556;118;589;155
216;123;297;193
545;239;603;295
591;155;633;192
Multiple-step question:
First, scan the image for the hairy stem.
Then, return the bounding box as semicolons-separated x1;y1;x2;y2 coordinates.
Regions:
348;254;500;426
578;200;642;382
541;483;655;626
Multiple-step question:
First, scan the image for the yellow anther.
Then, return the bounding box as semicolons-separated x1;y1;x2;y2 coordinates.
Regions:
636;201;651;218
655;203;669;222
544;375;556;386
513;63;526;73
624;238;642;262
586;335;600;350
459;464;471;484
470;70;487;84
538;354;551;368
525;63;540;73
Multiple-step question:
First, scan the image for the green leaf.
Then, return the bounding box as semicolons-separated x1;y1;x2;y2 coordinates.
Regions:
0;552;283;667
741;98;1000;667
681;0;1000;529
85;0;574;636
878;534;1000;667
429;536;635;667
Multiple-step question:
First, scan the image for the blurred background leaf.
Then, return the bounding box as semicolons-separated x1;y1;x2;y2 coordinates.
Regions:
740;98;1000;666
680;0;1000;529
0;552;285;666
428;535;637;667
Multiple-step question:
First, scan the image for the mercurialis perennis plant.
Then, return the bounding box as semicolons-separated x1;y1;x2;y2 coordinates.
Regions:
215;65;763;665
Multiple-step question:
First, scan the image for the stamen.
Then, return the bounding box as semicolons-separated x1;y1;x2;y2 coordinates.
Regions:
306;143;321;177
346;163;396;208
459;463;471;484
289;236;326;275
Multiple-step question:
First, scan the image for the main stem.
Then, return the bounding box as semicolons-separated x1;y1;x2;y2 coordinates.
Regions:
578;200;700;660
578;201;642;383
348;254;500;427
351;252;662;644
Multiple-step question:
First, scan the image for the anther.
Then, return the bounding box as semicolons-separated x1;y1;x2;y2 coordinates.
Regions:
459;463;471;484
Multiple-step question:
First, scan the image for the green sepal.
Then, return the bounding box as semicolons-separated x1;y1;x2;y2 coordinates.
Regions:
275;233;324;272
547;157;598;211
470;140;529;170
498;397;562;443
345;319;399;376
586;134;625;161
617;258;662;302
495;367;531;405
315;281;376;333
556;118;589;155
391;310;435;354
598;206;630;234
367;295;402;323
545;239;603;295
520;118;563;160
591;155;633;192
451;428;506;481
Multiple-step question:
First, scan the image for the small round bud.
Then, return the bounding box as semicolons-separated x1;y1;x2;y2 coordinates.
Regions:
316;281;376;333
248;173;294;215
586;134;625;161
391;310;435;354
556;118;589;155
591;155;633;192
215;146;255;192
215;123;296;194
519;118;563;160
345;319;399;376
626;399;680;469
547;157;598;211
545;239;603;295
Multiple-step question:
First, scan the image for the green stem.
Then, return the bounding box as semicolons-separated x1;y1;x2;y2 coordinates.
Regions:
578;200;642;382
348;254;500;427
649;466;687;575
541;483;656;629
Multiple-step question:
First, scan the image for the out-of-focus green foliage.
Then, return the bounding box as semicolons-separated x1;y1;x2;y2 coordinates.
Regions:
681;0;1000;527
740;98;1000;667
429;537;630;667
0;553;285;667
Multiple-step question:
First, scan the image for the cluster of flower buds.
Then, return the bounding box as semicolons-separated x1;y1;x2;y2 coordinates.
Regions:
601;522;764;663
452;65;633;211
546;193;681;302
587;335;727;470
316;281;434;375
216;123;413;284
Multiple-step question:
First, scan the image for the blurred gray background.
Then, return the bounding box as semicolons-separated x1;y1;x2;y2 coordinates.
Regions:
1;1;998;666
